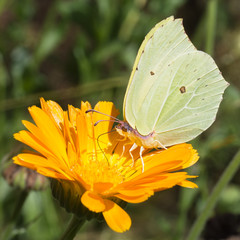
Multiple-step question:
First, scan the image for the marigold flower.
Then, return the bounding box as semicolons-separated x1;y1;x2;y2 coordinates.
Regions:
13;98;199;233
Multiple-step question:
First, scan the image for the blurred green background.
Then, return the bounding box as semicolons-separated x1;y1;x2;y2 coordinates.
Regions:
1;0;240;239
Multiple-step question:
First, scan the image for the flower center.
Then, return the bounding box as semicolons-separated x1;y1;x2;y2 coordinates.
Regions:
71;152;124;189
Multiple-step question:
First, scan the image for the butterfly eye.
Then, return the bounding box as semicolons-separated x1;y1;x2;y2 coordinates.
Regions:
122;127;128;132
115;123;127;132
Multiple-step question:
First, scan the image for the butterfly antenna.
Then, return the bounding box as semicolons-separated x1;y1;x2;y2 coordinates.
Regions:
96;129;117;164
86;109;121;122
94;119;117;126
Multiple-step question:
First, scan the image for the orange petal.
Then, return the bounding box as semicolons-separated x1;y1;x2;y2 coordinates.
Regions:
116;192;153;203
117;187;154;197
13;155;36;170
76;112;88;156
13;155;70;180
14;153;49;167
115;186;155;203
26;107;69;166
151;173;190;191
81;191;106;213
68;104;80;126
141;144;199;173
13;153;74;180
36;168;71;179
14;130;55;159
40;98;64;128
93;102;119;143
125;161;179;182
178;179;198;188
103;199;131;233
63;112;75;151
174;148;199;170
93;182;114;193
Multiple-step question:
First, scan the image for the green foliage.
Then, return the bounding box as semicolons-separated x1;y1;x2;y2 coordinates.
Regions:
1;0;240;239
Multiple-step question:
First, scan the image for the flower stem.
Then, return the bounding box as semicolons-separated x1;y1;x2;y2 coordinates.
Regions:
0;190;29;240
10;190;29;221
59;215;86;240
205;0;218;55
186;149;240;240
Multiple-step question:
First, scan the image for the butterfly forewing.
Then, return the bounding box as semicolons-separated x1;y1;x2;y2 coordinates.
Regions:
124;17;197;133
124;17;228;146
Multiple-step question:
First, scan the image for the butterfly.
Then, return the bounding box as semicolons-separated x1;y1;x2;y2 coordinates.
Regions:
88;16;229;171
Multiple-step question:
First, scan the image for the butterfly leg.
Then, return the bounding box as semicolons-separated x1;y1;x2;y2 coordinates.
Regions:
120;144;126;158
118;141;134;159
119;143;127;158
139;146;145;173
117;136;128;142
129;143;138;167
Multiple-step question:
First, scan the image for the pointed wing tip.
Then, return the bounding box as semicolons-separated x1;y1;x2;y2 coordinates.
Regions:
155;16;184;28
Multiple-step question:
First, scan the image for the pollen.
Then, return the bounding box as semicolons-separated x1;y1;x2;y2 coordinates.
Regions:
74;155;124;188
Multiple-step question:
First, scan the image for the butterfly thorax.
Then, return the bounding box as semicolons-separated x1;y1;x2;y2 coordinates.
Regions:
115;122;160;149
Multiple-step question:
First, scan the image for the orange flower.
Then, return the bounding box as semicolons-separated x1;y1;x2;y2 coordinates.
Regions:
13;98;199;233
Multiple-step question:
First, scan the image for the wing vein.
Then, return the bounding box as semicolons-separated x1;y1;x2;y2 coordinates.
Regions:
152;60;185;130
158;117;215;133
158;67;221;127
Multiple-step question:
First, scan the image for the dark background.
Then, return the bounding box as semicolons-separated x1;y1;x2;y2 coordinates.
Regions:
1;0;240;239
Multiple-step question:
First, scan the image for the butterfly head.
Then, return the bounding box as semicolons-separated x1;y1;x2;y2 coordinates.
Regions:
115;121;133;134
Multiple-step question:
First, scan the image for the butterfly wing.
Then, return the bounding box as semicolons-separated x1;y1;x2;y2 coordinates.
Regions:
123;16;228;146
